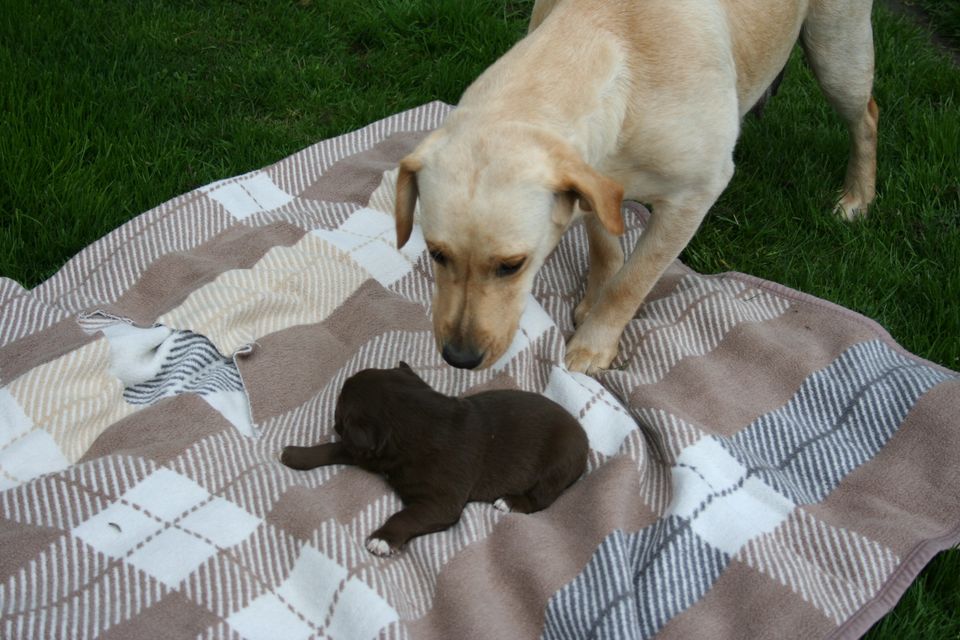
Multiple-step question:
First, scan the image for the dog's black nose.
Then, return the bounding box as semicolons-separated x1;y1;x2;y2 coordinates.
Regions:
441;342;484;369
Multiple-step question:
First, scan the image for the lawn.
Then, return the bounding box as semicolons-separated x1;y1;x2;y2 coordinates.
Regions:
910;0;960;50
1;0;958;636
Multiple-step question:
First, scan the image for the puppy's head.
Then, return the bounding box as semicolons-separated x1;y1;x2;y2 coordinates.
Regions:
395;125;624;369
333;363;422;457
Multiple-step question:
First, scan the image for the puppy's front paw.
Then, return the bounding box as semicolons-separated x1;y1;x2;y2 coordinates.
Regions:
493;498;511;512
366;537;400;557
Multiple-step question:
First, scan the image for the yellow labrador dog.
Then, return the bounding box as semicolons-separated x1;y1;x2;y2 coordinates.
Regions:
394;0;878;374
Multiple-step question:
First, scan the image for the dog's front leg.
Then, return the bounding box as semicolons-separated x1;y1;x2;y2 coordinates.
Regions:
280;442;355;470
565;187;726;375
574;213;625;327
529;0;563;32
366;500;463;557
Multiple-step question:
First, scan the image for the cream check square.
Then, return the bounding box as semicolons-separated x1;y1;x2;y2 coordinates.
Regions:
313;207;426;286
543;366;636;456
227;591;314;640
121;467;210;522
227;545;398;640
72;501;163;558
205;172;295;219
670;436;795;555
0;428;69;490
126;526;215;589
178;496;261;547
0;388;32;447
73;467;261;590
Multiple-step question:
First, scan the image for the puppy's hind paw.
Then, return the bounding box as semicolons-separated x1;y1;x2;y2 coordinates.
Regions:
366;537;399;557
279;446;308;470
493;498;511;512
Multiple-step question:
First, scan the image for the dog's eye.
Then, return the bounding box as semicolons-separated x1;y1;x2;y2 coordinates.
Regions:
429;250;448;266
496;259;525;278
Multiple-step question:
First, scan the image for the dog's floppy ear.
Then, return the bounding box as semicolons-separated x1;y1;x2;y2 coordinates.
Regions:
554;149;625;236
395;130;449;248
395;154;421;249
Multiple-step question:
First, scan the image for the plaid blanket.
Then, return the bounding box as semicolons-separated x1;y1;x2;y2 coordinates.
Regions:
1;102;958;640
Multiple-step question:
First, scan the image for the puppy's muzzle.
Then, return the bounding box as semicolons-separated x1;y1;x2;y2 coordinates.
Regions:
441;341;484;370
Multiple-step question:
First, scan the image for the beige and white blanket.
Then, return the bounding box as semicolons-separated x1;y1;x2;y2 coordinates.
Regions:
1;102;958;639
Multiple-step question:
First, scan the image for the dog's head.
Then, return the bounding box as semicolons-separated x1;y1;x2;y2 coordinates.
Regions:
395;124;624;369
333;362;422;458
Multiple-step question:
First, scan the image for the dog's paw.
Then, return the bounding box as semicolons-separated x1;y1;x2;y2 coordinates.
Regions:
565;322;621;375
573;297;595;328
366;537;400;557
493;498;511;512
834;193;870;221
565;342;618;375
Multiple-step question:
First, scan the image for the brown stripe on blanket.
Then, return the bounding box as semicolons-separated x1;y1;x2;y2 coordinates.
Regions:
404;456;661;639
0;317;95;385
628;296;880;435
0;516;65;586
300;131;430;206
237;279;431;423
656;557;835;640
804;378;960;555
79;394;233;466
267;470;392;541
93;590;221;640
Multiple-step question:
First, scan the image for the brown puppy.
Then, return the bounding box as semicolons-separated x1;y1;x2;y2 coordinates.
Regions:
280;362;588;557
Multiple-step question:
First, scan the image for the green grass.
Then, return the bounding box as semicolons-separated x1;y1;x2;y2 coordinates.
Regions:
908;0;960;50
1;1;958;637
0;0;531;285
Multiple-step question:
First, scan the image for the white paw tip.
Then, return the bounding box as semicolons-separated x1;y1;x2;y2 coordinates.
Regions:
493;498;510;512
366;537;395;557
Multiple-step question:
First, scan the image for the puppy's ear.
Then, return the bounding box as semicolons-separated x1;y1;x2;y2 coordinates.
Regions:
554;149;625;236
395;154;421;249
397;360;426;384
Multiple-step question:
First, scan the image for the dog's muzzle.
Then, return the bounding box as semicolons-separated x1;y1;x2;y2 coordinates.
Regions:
441;342;484;370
